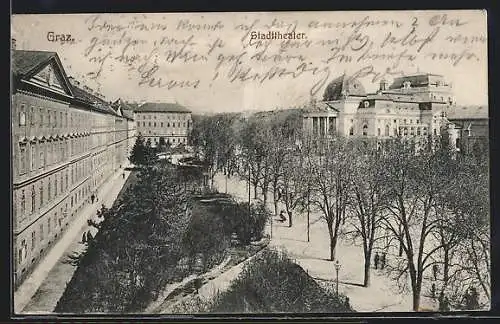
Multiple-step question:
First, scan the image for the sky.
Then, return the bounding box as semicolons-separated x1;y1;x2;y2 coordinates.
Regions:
12;10;488;113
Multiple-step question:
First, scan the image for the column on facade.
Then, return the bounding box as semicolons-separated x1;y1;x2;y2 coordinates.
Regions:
323;116;328;136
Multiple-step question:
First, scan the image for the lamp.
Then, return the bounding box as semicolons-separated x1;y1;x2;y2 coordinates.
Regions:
334;259;341;296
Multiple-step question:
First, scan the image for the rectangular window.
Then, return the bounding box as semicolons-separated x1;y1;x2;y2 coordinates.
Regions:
30;106;35;125
31;186;36;213
19;143;27;175
40;224;44;241
19;104;26;126
20;189;26;217
40;108;44;126
30;143;36;171
47;217;51;234
19;239;27;264
48;110;52;126
39;146;45;168
31;231;36;251
40;180;44;207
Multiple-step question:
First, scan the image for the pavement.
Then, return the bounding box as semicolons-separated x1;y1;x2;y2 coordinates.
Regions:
212;173;440;313
14;167;131;314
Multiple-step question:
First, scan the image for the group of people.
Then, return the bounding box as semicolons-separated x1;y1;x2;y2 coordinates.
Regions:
81;229;93;243
373;252;387;270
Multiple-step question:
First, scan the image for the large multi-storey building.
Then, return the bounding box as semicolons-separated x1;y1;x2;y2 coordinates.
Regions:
133;102;192;147
112;99;137;160
11;49;134;287
303;73;464;147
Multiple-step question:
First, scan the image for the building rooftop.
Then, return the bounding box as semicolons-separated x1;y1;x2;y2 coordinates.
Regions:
389;73;449;89
447;105;488;120
11;50;56;79
72;84;118;116
323;74;366;101
134;102;191;113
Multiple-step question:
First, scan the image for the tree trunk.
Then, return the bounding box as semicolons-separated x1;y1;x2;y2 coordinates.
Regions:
409;264;421;311
363;253;371;287
412;290;421;311
254;183;258;199
262;187;268;206
443;245;450;284
288;211;293;227
398;227;404;257
328;224;337;261
272;186;279;216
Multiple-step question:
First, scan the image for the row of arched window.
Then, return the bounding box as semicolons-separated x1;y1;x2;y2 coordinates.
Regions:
349;124;435;137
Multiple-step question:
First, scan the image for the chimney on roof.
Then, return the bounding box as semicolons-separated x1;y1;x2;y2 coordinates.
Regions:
379;78;388;92
67;76;81;87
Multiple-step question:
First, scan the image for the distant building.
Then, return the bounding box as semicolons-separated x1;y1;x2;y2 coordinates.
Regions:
11;50;131;287
447;105;489;155
112;99;138;159
303;72;463;150
133;102;192;147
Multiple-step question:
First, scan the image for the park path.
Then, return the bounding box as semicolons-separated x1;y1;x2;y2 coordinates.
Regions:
213;173;440;312
15;168;131;314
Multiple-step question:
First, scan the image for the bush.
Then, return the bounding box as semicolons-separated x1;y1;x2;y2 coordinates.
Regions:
207;248;354;313
220;201;270;245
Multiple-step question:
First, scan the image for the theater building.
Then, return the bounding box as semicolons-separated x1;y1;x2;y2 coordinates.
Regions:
11;50;130;287
303;73;461;148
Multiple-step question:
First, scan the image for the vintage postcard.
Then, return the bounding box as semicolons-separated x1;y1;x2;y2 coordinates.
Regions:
11;10;489;316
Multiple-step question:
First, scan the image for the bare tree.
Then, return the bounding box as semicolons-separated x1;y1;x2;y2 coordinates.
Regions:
346;139;387;287
310;137;353;261
379;135;463;311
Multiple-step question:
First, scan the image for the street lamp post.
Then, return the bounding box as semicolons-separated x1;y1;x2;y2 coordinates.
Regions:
248;161;251;216
334;259;341;297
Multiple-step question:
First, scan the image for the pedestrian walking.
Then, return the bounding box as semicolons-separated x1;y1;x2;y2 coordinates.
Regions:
466;287;479;309
91;193;95;204
380;252;386;269
122;173;125;179
374;252;380;269
344;296;350;309
432;264;439;280
279;210;287;222
443;296;450;311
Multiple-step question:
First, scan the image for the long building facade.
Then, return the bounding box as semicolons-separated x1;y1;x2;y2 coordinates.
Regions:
133;102;192;147
11;50;135;287
302;73;477;149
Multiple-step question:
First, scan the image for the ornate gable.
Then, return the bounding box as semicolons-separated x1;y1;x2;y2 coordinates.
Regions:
15;52;74;98
28;61;70;96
